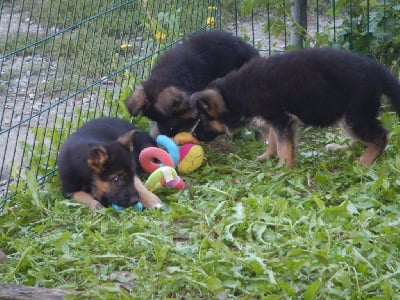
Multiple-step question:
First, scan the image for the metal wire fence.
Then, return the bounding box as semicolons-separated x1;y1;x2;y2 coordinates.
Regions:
1;0;399;208
0;0;220;207
231;0;400;65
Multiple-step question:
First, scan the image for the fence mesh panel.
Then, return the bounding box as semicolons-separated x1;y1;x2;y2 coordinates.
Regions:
0;0;220;207
1;0;399;208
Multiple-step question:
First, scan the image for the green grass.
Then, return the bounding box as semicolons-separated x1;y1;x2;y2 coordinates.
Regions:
1;113;400;299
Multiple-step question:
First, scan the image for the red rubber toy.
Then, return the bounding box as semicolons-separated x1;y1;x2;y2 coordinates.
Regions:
139;147;175;173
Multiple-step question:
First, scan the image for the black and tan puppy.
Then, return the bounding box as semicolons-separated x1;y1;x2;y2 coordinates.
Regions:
190;48;400;167
126;30;259;137
57;117;162;210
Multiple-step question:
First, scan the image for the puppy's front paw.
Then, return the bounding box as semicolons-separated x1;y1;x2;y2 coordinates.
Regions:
89;200;104;210
325;143;349;152
134;176;163;209
257;153;271;161
141;192;163;209
325;143;340;152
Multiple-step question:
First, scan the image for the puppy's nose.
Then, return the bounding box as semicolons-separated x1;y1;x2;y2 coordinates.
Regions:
128;196;140;206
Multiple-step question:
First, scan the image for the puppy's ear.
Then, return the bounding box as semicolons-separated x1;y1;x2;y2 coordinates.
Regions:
88;145;108;174
154;86;191;116
190;89;227;119
125;85;147;116
117;129;141;152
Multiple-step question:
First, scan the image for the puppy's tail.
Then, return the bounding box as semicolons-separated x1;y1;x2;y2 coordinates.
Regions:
383;69;400;115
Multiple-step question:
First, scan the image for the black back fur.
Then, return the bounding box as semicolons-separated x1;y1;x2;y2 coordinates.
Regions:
193;48;400;142
136;30;259;135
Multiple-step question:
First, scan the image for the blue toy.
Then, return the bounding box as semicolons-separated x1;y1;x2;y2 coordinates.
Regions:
112;202;143;212
156;135;180;167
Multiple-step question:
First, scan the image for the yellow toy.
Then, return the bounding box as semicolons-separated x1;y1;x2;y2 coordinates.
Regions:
173;132;200;145
177;143;205;174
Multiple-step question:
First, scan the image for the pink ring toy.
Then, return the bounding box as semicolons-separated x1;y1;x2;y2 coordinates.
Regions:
139;147;174;173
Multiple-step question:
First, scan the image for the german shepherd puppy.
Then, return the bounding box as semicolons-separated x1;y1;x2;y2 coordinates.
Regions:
125;30;259;137
190;48;400;168
57;117;162;210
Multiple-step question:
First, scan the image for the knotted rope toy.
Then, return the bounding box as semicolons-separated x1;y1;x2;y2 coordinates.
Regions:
144;166;184;192
138;136;185;192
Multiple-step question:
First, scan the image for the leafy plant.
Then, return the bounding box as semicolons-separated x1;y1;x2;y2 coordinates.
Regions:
1;110;400;298
239;0;400;71
333;0;400;67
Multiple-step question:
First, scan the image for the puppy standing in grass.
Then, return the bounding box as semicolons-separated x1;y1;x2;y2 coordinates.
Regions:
58;117;162;210
126;30;259;137
190;48;400;167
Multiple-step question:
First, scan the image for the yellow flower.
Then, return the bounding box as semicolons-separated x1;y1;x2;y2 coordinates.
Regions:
206;16;215;26
208;6;218;11
155;31;166;40
120;44;132;50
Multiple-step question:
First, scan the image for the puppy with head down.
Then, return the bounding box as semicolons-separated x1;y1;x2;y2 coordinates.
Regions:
126;30;259;137
190;48;400;168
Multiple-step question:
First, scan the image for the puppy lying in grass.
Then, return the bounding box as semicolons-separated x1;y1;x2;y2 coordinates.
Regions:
58;117;162;210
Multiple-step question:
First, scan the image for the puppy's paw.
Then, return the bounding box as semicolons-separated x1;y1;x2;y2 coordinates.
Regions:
149;202;164;209
89;200;104;210
134;175;163;209
325;142;352;152
140;192;163;209
257;154;269;161
257;152;273;161
326;143;343;152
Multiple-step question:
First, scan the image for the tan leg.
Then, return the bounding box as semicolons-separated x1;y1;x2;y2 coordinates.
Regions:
276;137;296;168
359;135;388;166
274;115;300;168
72;191;103;210
257;127;277;161
134;176;163;209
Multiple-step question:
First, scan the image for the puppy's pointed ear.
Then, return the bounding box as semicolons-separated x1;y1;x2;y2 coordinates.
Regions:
125;85;148;116
88;145;108;174
117;129;141;152
190;89;227;119
154;86;191;116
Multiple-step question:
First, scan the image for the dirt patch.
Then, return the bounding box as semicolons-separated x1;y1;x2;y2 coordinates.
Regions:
0;7;114;198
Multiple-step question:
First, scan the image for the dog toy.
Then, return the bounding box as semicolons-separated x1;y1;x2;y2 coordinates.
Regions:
140;133;205;175
112;202;143;212
156;135;180;166
173;132;200;145
159;133;204;174
177;143;205;174
145;166;184;192
139;146;175;173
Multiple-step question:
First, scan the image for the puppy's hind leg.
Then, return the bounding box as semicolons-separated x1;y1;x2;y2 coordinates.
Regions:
346;117;389;166
134;176;163;209
276;135;297;168
359;135;388;166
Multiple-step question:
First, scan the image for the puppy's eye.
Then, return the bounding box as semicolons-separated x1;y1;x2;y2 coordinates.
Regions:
112;175;124;185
